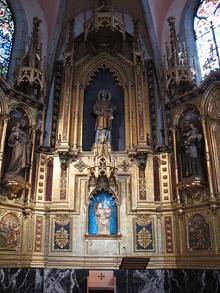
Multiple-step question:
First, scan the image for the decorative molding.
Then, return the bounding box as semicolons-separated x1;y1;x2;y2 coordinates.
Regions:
52;216;72;251
164;216;174;254
134;215;154;251
74;158;88;172
34;216;43;253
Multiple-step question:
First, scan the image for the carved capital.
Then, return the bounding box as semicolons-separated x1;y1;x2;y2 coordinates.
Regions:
133;152;148;171
58;150;77;170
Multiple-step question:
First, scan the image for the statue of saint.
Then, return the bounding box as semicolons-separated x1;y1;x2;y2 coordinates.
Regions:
95;201;111;234
5;120;31;180
179;119;203;178
94;89;116;144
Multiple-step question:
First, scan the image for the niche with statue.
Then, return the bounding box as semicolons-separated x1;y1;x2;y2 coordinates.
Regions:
88;190;118;235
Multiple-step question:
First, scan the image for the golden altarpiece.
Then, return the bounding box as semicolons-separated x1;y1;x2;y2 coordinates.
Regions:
0;2;220;270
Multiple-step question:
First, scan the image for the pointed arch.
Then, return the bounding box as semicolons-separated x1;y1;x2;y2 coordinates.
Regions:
75;53;132;87
76;54;132;151
8;102;35;125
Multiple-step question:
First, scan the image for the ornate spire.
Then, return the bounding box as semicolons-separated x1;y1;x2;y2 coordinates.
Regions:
133;19;141;51
65;19;75;53
28;17;42;68
14;17;45;99
167;16;179;68
162;16;196;100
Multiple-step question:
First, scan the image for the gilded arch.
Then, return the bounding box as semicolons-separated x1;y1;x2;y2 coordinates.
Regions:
201;83;220;120
75;54;132;86
72;54;134;151
173;103;201;127
209;121;220;193
0;90;8;116
201;83;220;193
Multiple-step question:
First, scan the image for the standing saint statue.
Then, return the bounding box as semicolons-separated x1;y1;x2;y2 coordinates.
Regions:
4;120;31;180
179;119;203;178
94;89;116;144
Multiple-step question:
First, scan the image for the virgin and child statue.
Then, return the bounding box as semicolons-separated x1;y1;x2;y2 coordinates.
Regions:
95;201;111;234
179;119;204;178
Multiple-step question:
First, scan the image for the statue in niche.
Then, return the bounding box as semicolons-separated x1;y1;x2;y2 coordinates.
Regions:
179;119;204;178
4;119;31;180
88;191;117;235
94;89;116;144
95;201;111;234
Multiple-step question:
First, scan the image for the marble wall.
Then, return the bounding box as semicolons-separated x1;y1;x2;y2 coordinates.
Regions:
0;268;219;293
0;269;87;293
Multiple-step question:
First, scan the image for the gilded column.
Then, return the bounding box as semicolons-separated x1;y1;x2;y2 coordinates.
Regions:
172;125;181;203
0;114;9;176
72;83;81;150
127;83;134;148
56;21;75;203
133;20;148;149
134;52;146;146
58;21;75;149
201;116;216;200
27;124;37;202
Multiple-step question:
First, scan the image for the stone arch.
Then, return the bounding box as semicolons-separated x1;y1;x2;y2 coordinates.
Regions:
201;82;220;118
